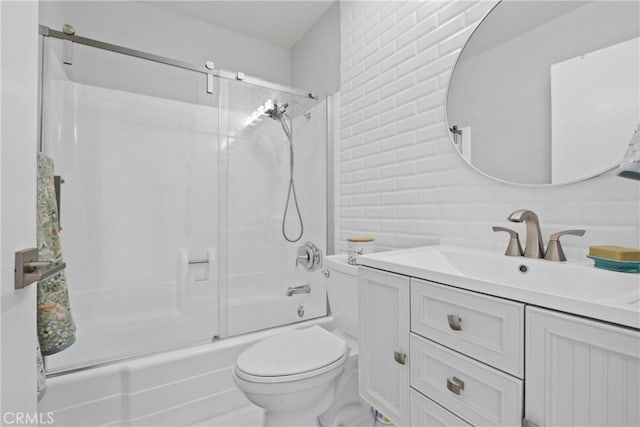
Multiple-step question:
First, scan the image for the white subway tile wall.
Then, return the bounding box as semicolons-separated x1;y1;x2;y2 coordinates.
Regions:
339;0;640;259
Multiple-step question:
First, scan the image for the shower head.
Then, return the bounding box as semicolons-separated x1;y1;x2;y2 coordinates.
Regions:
265;101;288;121
265;108;277;120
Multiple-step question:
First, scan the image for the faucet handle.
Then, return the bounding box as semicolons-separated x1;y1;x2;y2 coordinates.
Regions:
544;229;586;262
492;226;524;256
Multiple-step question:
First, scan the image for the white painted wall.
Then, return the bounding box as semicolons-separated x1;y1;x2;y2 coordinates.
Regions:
1;0;39;419
339;1;640;260
291;1;340;96
551;37;639;184
39;1;292;85
448;1;639;184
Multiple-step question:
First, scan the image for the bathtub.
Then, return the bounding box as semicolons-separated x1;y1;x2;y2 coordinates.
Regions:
45;280;327;373
39;316;334;426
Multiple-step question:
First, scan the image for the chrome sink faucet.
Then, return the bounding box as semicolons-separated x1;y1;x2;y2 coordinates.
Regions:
508;209;545;258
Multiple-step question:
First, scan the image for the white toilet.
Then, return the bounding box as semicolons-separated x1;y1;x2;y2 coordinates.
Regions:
232;254;371;427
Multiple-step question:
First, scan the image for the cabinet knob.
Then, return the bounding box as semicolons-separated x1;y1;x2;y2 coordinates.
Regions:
446;376;465;395
393;351;406;365
447;314;462;331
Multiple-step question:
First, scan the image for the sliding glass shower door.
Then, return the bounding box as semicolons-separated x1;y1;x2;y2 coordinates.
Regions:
40;33;329;374
218;79;328;337
41;38;221;372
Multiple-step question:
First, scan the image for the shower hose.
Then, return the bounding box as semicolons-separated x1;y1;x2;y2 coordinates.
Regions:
278;111;304;243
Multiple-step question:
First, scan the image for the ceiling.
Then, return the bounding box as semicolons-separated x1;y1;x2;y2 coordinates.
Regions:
149;1;335;48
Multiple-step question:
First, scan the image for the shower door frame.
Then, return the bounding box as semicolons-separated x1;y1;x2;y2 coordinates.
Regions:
38;25;316;101
38;25;336;373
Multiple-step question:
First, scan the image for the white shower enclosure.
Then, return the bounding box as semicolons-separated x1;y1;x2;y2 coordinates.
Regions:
40;33;330;373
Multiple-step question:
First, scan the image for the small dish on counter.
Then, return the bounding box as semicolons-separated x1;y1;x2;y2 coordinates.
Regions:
587;255;640;273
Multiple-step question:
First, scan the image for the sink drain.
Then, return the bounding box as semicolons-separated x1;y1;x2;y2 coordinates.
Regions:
519;264;529;274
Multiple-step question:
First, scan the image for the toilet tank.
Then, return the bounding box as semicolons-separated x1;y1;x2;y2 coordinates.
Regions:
324;254;359;339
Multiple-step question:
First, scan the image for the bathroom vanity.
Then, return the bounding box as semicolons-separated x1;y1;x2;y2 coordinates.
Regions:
357;246;640;427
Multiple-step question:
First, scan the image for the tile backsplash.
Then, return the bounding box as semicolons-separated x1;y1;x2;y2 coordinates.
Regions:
338;1;640;259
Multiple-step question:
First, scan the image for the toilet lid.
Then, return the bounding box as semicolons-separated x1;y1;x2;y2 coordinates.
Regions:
236;326;347;378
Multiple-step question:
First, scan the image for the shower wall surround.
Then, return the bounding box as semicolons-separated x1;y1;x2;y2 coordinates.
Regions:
338;1;640;259
40;33;329;371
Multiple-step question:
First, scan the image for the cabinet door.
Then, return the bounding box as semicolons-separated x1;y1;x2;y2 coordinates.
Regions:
526;307;640;426
359;267;410;426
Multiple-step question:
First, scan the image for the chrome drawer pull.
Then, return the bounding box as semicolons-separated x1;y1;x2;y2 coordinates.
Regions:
447;314;462;331
446;376;465;395
393;351;407;365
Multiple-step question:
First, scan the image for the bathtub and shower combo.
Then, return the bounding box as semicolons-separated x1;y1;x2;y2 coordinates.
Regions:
37;26;336;426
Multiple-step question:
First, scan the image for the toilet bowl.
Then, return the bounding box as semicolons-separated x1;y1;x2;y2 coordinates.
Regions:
233;326;348;426
232;254;371;427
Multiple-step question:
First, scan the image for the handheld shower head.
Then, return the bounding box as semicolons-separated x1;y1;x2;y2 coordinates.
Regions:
265;108;277;120
265;101;288;121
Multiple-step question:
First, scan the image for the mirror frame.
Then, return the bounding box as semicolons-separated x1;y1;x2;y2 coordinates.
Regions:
444;0;622;187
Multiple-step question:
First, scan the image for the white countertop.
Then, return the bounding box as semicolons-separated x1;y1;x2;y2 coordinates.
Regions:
358;245;640;330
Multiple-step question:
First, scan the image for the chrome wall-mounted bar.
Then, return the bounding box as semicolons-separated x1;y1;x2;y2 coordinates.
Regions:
38;25;317;99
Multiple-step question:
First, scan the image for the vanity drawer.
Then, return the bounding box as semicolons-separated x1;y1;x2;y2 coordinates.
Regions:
411;278;524;377
410;334;523;427
411;389;472;427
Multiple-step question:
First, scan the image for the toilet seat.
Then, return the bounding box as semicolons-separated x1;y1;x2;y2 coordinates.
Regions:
235;326;348;384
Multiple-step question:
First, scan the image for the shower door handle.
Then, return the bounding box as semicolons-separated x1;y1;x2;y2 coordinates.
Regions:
54;175;64;231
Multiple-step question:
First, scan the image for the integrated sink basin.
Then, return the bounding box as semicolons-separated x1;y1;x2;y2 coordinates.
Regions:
359;245;640;328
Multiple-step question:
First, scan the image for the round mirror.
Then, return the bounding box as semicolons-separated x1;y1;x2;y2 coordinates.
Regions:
447;1;639;186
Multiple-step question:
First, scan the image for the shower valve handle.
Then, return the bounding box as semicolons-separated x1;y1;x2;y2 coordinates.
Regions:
295;242;322;272
296;253;310;266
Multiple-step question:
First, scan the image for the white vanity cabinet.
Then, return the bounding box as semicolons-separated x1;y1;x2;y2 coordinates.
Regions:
410;278;524;426
358;264;640;427
358;267;410;426
526;307;640;427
